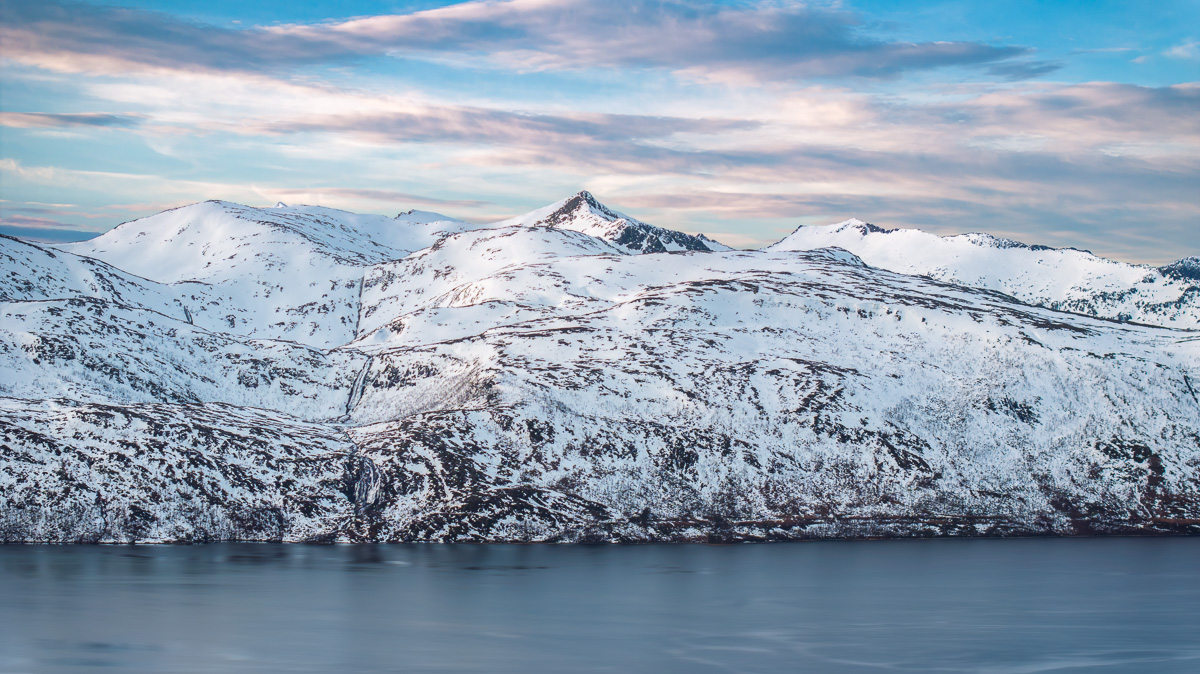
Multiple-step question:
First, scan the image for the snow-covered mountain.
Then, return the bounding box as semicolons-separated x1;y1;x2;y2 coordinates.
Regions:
2;195;1197;543
771;219;1199;328
53;201;478;347
491;191;731;254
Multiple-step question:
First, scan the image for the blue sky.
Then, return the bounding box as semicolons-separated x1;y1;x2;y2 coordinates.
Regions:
0;0;1196;262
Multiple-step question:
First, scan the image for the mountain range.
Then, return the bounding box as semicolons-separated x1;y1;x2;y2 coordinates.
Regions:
2;192;1197;542
772;218;1199;328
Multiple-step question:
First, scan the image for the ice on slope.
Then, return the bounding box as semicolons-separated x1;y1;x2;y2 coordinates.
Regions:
771;219;1199;328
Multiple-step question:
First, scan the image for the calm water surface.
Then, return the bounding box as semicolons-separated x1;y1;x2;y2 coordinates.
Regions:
1;538;1197;673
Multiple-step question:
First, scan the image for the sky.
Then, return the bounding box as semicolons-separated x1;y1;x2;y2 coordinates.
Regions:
0;0;1197;263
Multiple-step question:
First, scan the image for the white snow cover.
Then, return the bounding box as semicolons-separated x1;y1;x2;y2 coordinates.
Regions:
490;191;733;253
1;195;1197;543
771;219;1199;328
50;201;477;347
60;200;468;281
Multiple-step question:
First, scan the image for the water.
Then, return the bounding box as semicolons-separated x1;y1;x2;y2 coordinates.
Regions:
1;538;1197;673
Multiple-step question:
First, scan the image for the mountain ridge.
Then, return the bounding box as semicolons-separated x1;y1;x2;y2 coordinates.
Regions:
2;192;1197;543
491;190;732;254
771;218;1199;328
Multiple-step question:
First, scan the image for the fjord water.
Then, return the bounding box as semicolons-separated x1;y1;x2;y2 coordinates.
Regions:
2;539;1197;673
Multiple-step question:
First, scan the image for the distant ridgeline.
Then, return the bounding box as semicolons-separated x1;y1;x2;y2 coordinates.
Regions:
2;193;1197;542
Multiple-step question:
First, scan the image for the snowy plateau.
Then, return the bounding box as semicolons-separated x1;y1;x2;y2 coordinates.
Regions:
1;191;1197;543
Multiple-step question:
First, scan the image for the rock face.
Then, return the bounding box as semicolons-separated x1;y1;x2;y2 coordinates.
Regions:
2;196;1197;542
490;191;731;254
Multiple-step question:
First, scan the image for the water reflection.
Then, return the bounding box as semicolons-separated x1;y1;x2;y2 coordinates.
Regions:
2;538;1198;673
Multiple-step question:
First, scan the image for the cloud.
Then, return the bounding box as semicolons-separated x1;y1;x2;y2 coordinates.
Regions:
0;224;98;243
0;157;271;204
0;203;115;220
1070;47;1135;54
0;207;106;242
70;72;765;175
256;106;758;155
1164;39;1199;59
986;60;1063;81
1;0;1195;265
0;0;347;75
2;205;80;218
0;0;1032;81
0;213;80;229
943;83;1200;145
0;112;143;128
267;187;492;209
10;75;1194;240
294;0;1032;80
0;158;498;221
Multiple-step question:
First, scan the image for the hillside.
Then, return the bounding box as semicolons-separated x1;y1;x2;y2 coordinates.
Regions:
771;219;1199;328
2;195;1196;542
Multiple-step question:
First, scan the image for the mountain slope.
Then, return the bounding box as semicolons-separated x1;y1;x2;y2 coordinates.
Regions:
0;399;353;543
492;191;731;254
0;298;362;420
53;201;477;347
48;197;726;347
2;233;182;315
770;219;1199;328
60;200;469;282
354;225;629;350
2;195;1197;542
340;243;1199;541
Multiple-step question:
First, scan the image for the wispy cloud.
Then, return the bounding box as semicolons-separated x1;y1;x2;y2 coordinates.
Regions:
0;112;143;128
261;107;757;146
1;0;1035;81
986;60;1064;81
0;204;101;219
292;0;1036;80
268;187;492;210
1164;39;1199;59
0;158;495;220
0;1;1195;264
0;213;80;229
0;204;108;243
1071;47;1136;54
0;0;345;75
0;224;100;243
